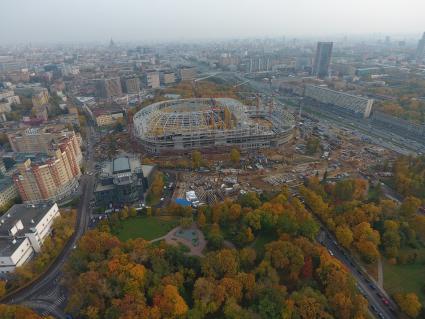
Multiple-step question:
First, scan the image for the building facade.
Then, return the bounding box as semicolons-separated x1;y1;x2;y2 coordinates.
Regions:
97;77;123;98
416;32;425;64
0;177;18;209
313;42;333;78
0;176;19;208
7;125;81;155
13;134;82;203
0;203;60;276
92;108;124;127
95;156;154;207
146;71;160;89
122;77;140;94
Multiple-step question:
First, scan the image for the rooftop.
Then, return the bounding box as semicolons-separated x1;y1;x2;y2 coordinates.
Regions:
0;203;56;237
113;157;131;174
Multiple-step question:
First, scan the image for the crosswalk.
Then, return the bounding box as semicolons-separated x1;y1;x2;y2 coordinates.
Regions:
41;295;65;317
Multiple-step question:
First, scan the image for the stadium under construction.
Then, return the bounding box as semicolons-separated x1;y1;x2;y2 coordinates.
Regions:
133;98;295;153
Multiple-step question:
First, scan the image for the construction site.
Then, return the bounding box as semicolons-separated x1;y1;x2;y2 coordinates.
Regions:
133;97;295;154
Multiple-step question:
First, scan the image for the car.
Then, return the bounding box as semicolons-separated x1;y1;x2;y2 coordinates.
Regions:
370;305;378;313
369;284;376;290
328;249;334;256
377;312;386;319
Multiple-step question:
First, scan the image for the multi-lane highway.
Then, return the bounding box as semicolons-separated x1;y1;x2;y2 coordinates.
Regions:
319;227;398;319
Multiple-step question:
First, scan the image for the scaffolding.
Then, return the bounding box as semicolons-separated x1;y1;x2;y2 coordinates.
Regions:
133;98;295;153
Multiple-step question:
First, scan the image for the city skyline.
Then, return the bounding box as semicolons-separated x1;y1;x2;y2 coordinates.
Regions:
1;0;425;44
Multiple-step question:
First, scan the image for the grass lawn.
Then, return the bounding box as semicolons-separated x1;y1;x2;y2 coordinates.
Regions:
116;216;178;241
251;232;277;255
384;259;425;304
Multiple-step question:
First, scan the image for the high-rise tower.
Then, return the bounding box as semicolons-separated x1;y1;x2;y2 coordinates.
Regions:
313;42;333;78
416;33;425;64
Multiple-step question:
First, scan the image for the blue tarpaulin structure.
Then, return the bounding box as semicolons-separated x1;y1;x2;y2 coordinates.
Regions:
175;198;192;207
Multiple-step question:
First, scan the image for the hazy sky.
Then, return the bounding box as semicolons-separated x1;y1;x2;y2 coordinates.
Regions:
1;0;424;43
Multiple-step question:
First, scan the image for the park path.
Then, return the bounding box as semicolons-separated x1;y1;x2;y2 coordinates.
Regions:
377;256;384;288
150;225;206;257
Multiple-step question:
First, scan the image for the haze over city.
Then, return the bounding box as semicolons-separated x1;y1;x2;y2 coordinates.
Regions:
2;0;425;43
1;1;425;319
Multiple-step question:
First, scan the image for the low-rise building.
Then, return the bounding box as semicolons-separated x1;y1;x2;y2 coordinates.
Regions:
94;156;155;207
304;84;374;118
0;203;60;276
92;107;124;127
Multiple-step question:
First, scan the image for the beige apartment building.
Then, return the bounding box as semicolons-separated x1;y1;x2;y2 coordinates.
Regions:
93;108;124;127
7;125;82;156
13;133;82;203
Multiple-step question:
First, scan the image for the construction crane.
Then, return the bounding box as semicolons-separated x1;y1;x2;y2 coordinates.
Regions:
256;93;261;117
191;72;220;98
233;80;249;88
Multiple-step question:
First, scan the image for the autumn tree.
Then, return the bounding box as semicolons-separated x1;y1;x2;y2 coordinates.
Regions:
335;225;353;249
230;148;241;165
192;150;202;169
202;249;239;278
400;196;421;218
394;292;422;318
0;279;6;298
153;284;188;318
197;210;206;228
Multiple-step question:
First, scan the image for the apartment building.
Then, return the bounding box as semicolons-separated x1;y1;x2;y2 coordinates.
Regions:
92;108;124;127
13;134;82;203
0;203;60;276
7;125;82;157
31;88;50;107
96;77;123;98
121;77;140;93
0;177;18;209
146;71;160;89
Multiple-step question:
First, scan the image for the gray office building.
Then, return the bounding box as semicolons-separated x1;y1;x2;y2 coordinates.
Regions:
94;156;155;207
313;42;333;78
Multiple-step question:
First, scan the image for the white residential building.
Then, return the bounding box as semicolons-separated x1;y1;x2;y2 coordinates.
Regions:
0;203;60;276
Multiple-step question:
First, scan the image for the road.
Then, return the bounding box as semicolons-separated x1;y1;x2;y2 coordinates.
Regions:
215;71;425;155
1;125;96;318
320;228;398;319
223;73;403;319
